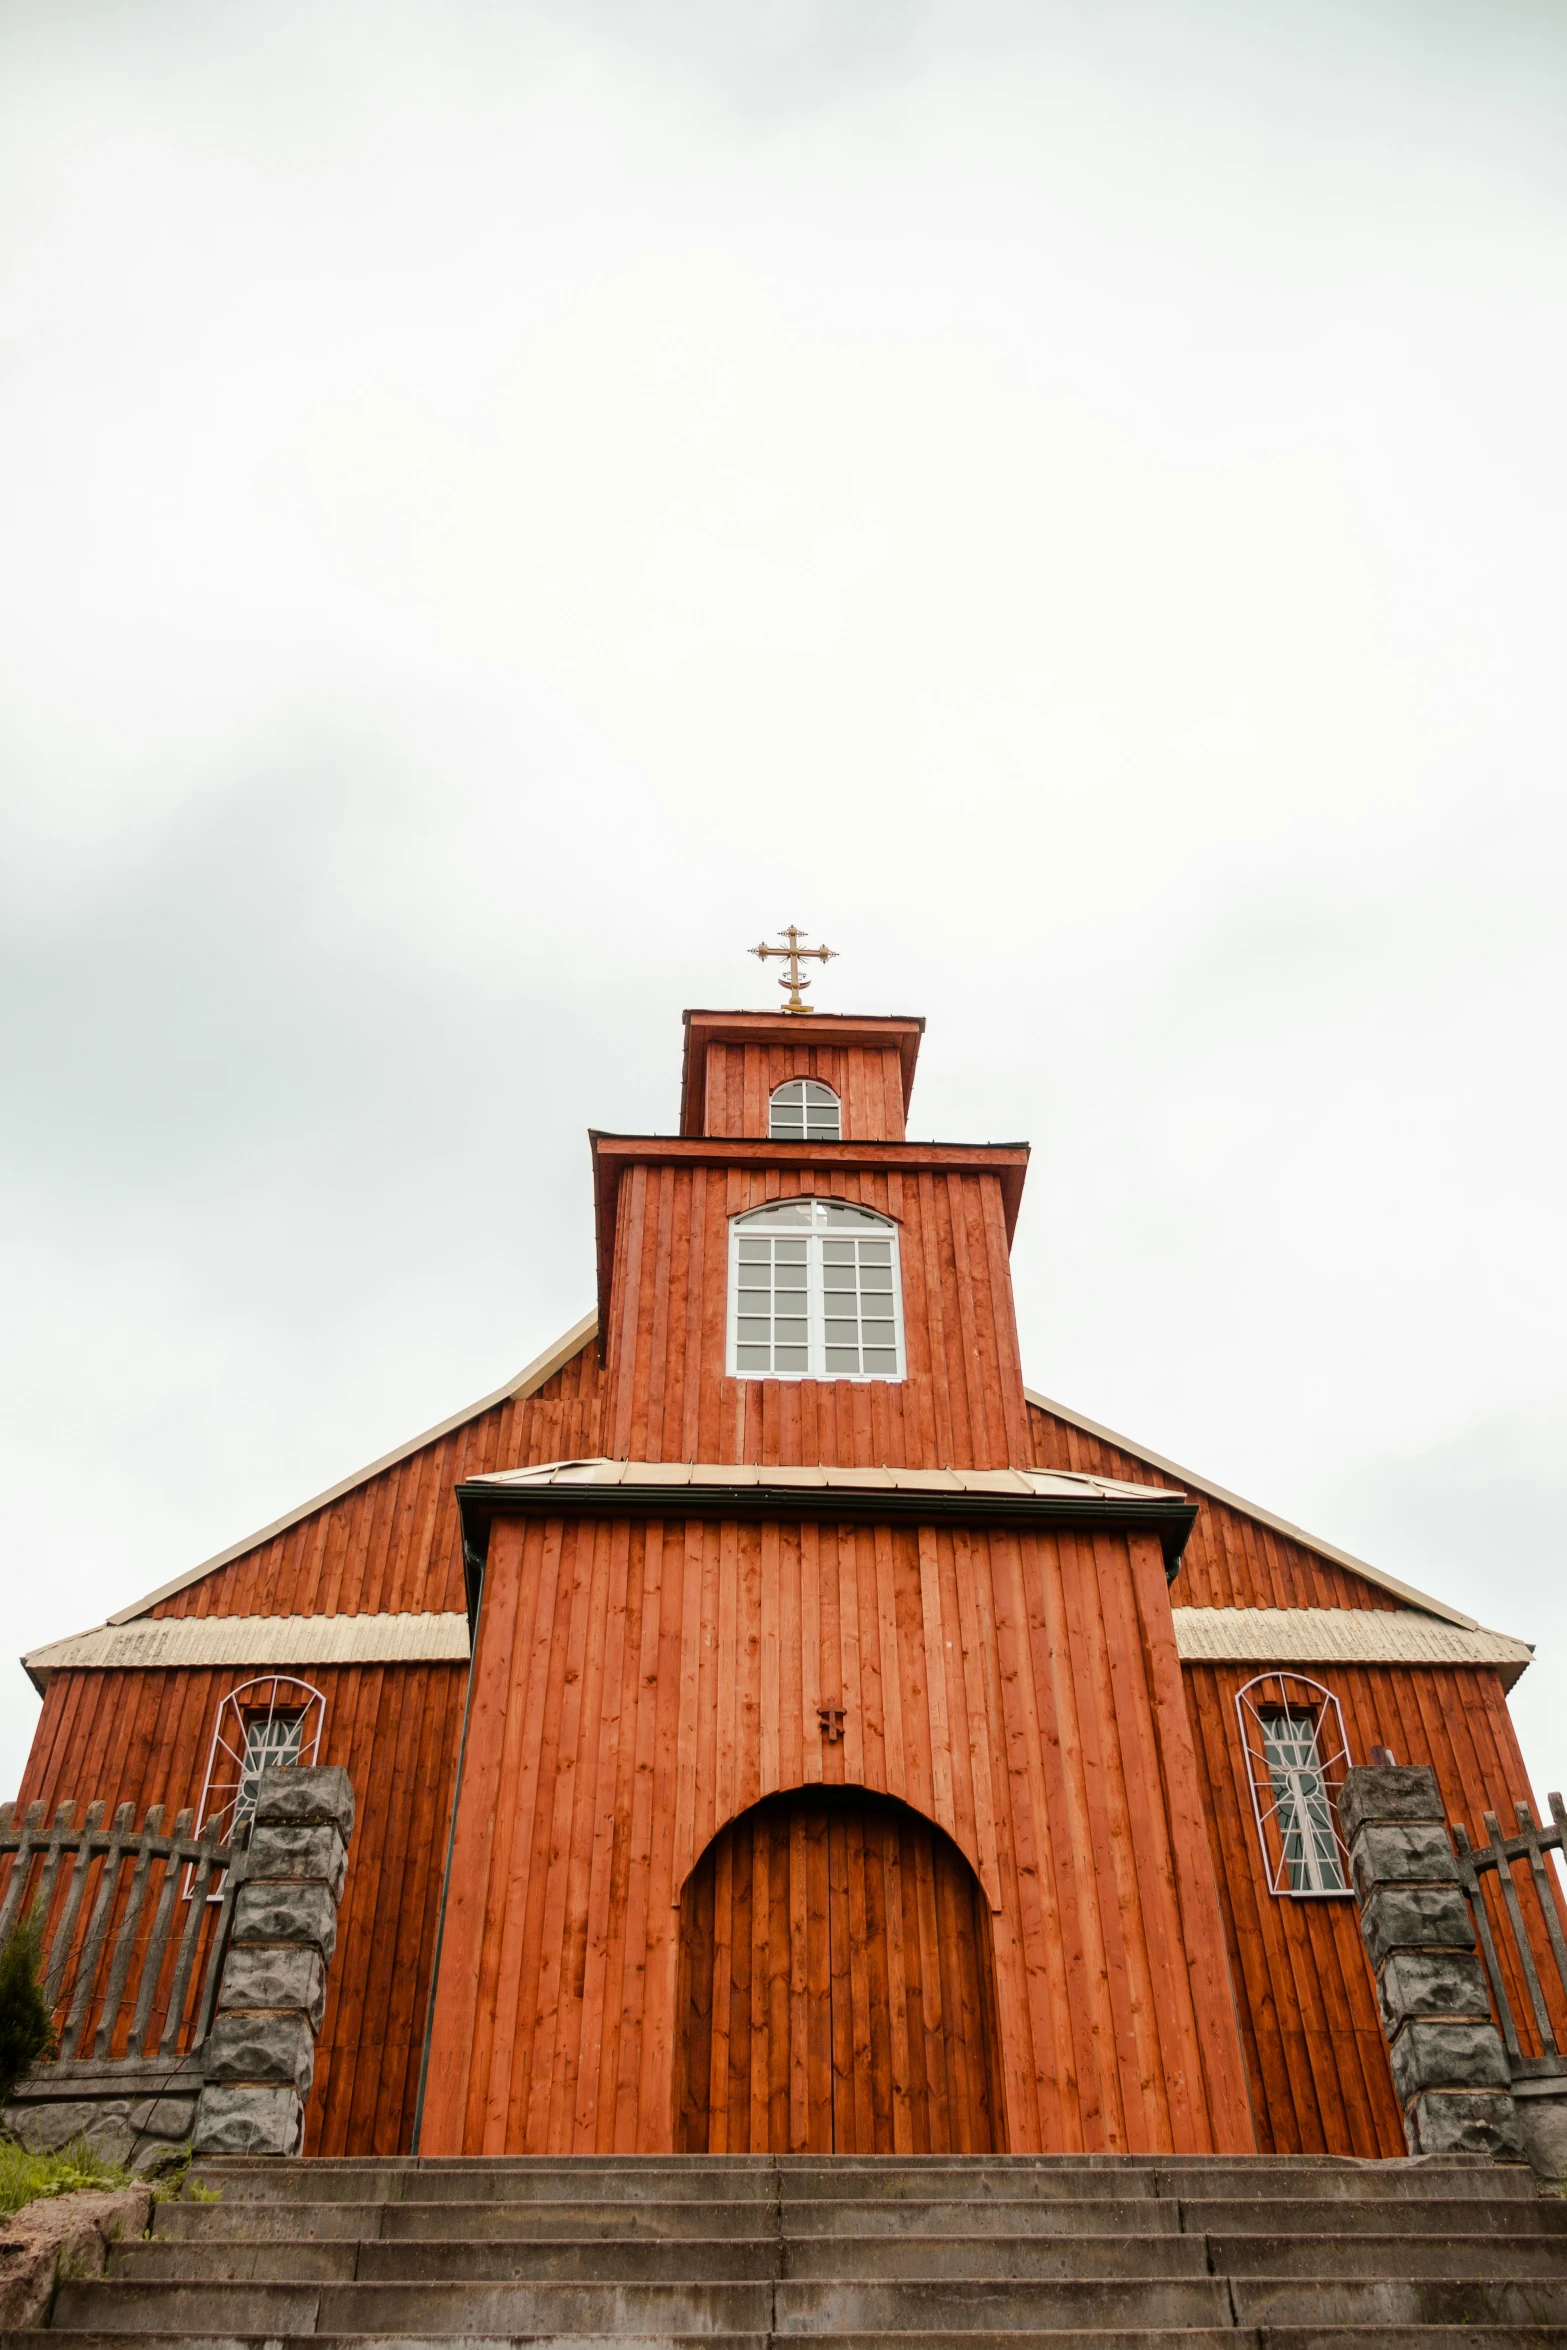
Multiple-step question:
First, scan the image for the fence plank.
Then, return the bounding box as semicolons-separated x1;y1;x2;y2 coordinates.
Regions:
1515;1801;1567;2031
0;1803;48;1943
1453;1821;1523;2062
44;1802;106;2007
160;1838;220;2058
59;1804;134;2060
1481;1809;1558;2057
93;1807;162;2059
128;1810;192;2058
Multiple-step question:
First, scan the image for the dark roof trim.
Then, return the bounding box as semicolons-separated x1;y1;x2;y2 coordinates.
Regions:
455;1476;1196;1622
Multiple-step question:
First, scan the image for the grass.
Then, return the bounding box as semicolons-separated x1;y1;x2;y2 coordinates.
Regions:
0;2138;134;2219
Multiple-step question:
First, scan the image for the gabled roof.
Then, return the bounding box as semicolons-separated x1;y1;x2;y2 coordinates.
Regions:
51;1308;1497;1649
1024;1386;1481;1632
101;1312;597;1627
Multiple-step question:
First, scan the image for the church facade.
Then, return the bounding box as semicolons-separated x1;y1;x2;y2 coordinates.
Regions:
15;1001;1541;2162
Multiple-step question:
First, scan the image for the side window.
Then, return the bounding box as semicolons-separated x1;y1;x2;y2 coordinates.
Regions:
729;1197;904;1382
770;1079;841;1140
195;1675;325;1844
1236;1673;1351;1896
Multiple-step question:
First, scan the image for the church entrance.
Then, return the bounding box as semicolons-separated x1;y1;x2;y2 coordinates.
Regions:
675;1789;1003;2153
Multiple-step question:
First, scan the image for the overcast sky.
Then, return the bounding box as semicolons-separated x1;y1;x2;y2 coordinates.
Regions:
2;0;1564;1810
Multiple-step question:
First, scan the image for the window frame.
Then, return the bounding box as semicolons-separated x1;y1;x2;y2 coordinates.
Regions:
769;1078;842;1140
726;1197;906;1384
193;1674;325;1846
1235;1671;1353;1898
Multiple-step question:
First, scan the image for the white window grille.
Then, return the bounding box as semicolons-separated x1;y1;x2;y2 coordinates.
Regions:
1236;1672;1352;1897
728;1198;904;1382
769;1080;841;1140
194;1674;325;1847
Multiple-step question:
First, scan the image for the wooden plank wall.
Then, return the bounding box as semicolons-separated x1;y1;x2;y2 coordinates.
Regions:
604;1167;1033;1469
1024;1398;1559;2153
701;1044;908;1141
1186;1658;1560;2155
419;1507;1255;2158
14;1340;605;2155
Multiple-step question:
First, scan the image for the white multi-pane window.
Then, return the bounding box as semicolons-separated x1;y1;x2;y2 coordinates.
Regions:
769;1080;841;1140
728;1198;904;1381
1236;1673;1351;1897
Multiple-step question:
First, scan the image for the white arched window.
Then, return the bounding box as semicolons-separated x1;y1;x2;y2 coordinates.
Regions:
729;1198;904;1381
194;1675;325;1844
1236;1672;1351;1897
770;1080;841;1140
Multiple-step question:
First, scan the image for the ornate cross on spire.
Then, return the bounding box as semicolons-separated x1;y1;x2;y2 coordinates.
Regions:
751;924;838;1014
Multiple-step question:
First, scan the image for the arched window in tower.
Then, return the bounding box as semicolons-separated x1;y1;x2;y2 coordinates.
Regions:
729;1197;904;1381
1236;1672;1352;1896
769;1079;841;1140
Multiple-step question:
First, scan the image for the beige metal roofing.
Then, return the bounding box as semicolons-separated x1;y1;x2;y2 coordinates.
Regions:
1171;1606;1532;1690
23;1610;471;1693
472;1456;1179;1502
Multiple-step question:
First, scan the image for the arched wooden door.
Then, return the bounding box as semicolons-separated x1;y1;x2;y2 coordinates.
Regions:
675;1789;1004;2154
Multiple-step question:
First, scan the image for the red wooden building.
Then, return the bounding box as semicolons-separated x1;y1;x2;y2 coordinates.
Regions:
15;999;1546;2161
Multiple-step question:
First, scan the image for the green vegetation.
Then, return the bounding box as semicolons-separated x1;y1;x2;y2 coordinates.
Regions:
0;2138;132;2220
0;1903;57;2108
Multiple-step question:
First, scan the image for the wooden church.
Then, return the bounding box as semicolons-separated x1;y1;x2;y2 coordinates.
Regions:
14;951;1541;2165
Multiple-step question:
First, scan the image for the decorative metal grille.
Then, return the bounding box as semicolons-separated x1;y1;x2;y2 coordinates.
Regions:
193;1675;324;1850
1236;1671;1352;1897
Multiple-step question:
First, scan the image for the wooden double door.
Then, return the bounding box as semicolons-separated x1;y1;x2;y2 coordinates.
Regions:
676;1789;1003;2153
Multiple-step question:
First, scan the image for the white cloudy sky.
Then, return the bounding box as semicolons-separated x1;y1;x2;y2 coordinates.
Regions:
2;0;1564;1807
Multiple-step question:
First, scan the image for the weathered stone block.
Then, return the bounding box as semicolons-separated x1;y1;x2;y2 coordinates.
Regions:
1405;2087;1524;2160
0;2186;151;2333
1376;1946;1493;2033
254;1764;355;1839
204;2008;316;2093
1518;2087;1567;2187
1358;1883;1474;1967
246;1821;348;1900
1350;1821;1459;1903
1339;1763;1444;1843
217;1940;326;2027
191;2082;303;2157
232;1877;338;1958
1389;2015;1511;2100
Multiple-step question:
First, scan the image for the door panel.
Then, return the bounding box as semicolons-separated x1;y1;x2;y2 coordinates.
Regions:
676;1790;1002;2153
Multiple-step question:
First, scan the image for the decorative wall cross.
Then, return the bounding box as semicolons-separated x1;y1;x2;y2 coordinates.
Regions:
818;1705;846;1744
752;925;838;1014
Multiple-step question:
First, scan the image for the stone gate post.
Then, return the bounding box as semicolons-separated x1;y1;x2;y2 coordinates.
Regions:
191;1765;355;2157
1340;1762;1522;2160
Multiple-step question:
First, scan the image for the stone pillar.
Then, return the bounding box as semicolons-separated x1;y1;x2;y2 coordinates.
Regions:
1340;1763;1522;2161
191;1765;355;2157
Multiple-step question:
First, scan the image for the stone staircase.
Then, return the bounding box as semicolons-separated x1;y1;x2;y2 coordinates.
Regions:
29;2151;1567;2347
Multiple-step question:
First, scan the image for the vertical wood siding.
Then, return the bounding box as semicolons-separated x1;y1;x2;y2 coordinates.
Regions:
419;1508;1255;2157
675;1791;1002;2154
14;1343;606;2155
1025;1396;1555;2155
604;1166;1033;1469
701;1043;908;1141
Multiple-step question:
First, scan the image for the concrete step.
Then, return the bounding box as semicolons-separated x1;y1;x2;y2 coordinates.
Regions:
20;2333;1567;2350
53;2273;1240;2333
110;2232;1216;2284
151;2194;1198;2243
1229;2278;1567;2328
1211;2235;1567;2280
1179;2195;1567;2237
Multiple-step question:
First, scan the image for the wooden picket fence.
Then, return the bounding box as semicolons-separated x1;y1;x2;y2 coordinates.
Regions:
1451;1792;1567;2086
0;1799;245;2084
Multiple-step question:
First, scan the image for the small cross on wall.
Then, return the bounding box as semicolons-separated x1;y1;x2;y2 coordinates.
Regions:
818;1705;846;1744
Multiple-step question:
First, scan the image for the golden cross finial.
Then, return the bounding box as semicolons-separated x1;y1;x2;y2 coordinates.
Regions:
751;924;838;1014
